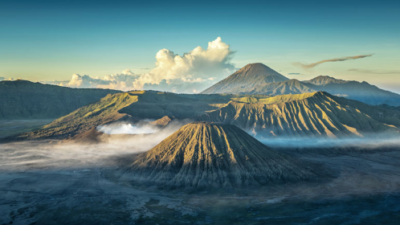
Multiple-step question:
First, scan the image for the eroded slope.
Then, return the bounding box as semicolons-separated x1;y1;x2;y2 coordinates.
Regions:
125;122;316;190
198;92;400;138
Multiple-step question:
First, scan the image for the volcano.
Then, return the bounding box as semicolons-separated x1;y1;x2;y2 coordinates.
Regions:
198;91;400;138
202;63;289;94
125;122;315;190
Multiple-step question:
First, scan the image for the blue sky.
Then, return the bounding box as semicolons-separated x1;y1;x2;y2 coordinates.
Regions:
1;0;399;93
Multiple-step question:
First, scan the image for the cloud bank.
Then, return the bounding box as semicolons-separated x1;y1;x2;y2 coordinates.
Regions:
348;69;400;75
65;69;138;91
54;37;235;93
132;37;235;92
294;54;373;69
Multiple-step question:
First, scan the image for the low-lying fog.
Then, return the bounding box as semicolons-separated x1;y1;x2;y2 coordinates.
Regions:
0;121;188;171
1;120;400;171
97;121;159;134
2;120;400;224
258;134;400;149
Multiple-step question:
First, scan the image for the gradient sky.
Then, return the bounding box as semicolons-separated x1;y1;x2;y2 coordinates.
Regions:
1;0;400;92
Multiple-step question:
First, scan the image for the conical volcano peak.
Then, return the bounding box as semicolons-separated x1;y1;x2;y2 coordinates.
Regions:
241;62;272;70
202;63;289;94
231;63;288;81
240;62;275;71
124;122;316;190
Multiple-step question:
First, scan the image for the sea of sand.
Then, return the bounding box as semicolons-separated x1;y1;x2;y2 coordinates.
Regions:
1;134;400;224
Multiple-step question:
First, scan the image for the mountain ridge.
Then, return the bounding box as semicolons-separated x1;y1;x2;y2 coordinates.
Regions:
202;64;400;106
198;91;400;138
10;91;238;140
0;80;120;119
9;91;400;141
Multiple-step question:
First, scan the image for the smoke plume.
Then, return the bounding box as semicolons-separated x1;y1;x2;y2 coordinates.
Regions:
294;54;373;69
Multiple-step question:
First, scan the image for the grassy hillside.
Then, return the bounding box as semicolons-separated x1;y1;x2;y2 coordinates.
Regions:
13;91;239;139
16;92;139;139
10;91;400;140
198;92;400;138
0;80;120;119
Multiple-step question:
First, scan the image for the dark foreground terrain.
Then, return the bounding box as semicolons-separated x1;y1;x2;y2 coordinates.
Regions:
1;138;400;225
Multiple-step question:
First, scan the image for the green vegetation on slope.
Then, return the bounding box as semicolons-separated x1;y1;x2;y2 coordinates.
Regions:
13;91;244;139
0;80;120;119
118;91;236;119
11;91;400;140
16;92;138;139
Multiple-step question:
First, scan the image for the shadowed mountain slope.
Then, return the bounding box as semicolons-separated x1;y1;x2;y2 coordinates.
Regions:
10;91;400;141
124;122;316;190
198;92;400;138
15;92;139;140
379;104;400;112
0;80;120;119
202;63;289;94
12;91;238;140
246;79;315;95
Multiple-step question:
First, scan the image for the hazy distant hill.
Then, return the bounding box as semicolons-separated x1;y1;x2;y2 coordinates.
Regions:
303;76;400;106
0;80;120;119
198;92;400;138
124;122;316;190
202;64;400;106
12;91;400;140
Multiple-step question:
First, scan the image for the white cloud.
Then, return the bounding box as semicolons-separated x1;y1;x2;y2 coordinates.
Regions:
0;77;5;81
66;71;139;91
42;37;235;93
68;74;110;88
133;37;235;92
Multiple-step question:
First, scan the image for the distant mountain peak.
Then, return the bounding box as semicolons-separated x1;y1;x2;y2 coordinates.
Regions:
231;63;288;80
202;63;289;94
306;75;345;85
240;62;273;70
312;75;336;79
284;79;302;84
